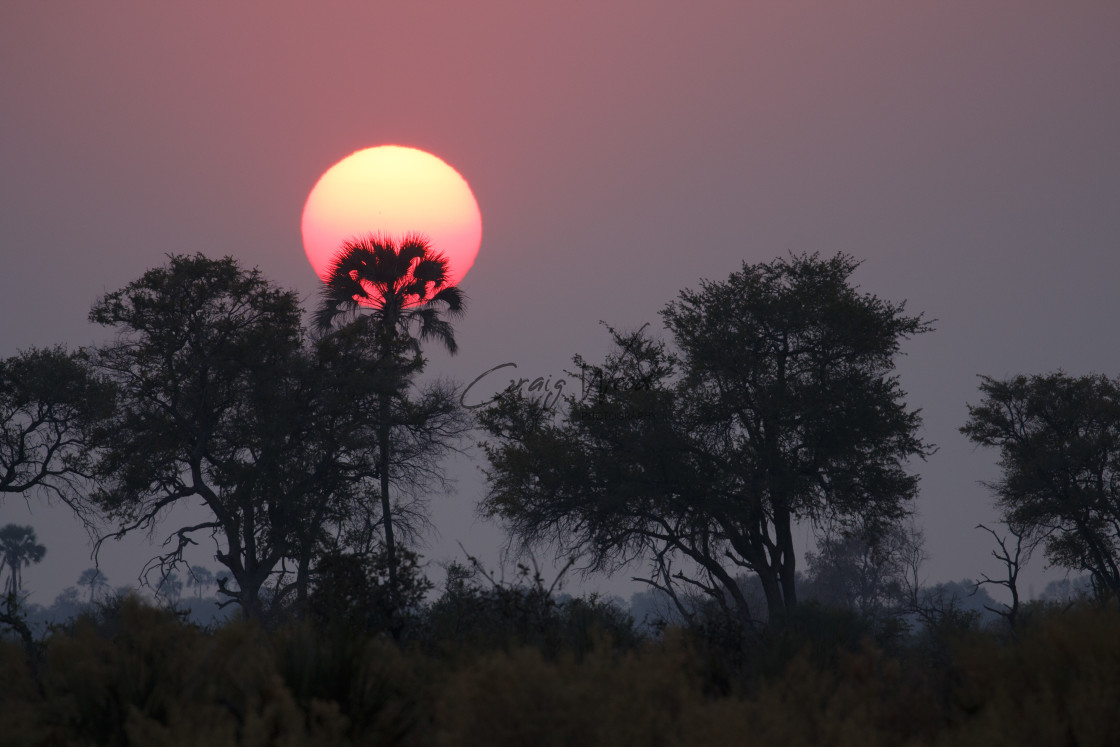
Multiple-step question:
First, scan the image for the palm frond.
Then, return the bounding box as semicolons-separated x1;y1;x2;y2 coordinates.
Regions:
313;299;342;335
412;254;450;285
325;241;377;280
401;278;430;301
412;308;458;355
398;233;432;262
430;286;467;315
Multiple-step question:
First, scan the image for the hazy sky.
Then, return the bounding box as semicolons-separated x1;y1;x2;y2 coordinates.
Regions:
3;2;1119;604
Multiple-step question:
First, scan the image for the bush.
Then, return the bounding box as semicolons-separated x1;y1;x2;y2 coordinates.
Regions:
947;601;1120;744
420;561;642;657
307;548;433;638
23;597;360;745
2;593;1119;744
433;633;751;747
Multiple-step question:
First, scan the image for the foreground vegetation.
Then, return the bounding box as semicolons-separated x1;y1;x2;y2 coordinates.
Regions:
2;591;1119;746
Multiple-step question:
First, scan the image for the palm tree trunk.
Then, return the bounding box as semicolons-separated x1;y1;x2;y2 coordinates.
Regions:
379;390;399;613
296;549;312;610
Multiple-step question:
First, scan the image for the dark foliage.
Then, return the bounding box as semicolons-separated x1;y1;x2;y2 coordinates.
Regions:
85;254;399;618
963;372;1120;599
308;548;433;638
3;594;1120;744
420;559;641;658
480;253;932;627
0;346;109;516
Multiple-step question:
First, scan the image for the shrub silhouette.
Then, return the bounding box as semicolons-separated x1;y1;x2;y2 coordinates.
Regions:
420;561;641;658
3;595;1120;744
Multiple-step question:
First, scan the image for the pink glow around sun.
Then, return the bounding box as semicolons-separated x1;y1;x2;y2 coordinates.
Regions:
301;145;482;292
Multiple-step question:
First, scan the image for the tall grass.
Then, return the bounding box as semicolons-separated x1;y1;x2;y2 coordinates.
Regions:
3;595;1119;745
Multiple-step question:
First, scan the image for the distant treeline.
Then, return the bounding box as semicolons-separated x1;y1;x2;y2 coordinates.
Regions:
4;250;1120;628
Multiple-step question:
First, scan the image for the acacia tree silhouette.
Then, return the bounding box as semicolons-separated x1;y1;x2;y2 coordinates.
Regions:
315;234;466;609
0;347;109;519
86;254;389;619
480;253;931;627
963;372;1120;602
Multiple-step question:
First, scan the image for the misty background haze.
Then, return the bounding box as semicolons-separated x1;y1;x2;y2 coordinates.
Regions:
2;2;1119;607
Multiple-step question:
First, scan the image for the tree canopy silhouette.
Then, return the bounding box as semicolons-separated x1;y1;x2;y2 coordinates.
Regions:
962;372;1120;601
315;233;466;348
85;253;398;617
0;347;108;519
76;567;110;604
480;253;932;627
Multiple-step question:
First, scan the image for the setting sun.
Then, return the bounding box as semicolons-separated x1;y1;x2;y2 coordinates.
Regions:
301;145;482;291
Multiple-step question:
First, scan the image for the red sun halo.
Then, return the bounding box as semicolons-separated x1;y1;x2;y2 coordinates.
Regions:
301;145;482;301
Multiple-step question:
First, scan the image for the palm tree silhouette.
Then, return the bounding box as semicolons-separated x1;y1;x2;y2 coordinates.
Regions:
315;234;465;608
0;524;46;596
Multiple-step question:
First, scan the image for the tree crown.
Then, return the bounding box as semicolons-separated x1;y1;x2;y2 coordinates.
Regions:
314;234;466;356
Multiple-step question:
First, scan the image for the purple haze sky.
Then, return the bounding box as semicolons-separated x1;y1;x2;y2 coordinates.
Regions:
2;2;1119;604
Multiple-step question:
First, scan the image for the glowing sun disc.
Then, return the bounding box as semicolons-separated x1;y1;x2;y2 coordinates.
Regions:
301;145;482;297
